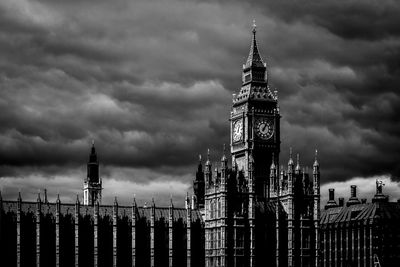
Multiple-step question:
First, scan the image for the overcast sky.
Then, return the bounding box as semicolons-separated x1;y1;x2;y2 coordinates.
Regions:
0;0;399;206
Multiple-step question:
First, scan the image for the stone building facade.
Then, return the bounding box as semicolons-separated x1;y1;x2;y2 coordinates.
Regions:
192;24;321;267
320;182;400;267
0;191;204;267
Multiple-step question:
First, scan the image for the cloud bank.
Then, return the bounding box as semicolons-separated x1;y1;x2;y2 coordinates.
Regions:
0;0;399;205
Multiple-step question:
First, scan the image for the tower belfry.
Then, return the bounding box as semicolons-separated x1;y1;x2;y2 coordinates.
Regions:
231;21;280;199
83;141;102;206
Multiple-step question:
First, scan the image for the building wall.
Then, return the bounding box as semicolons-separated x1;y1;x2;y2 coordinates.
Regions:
0;198;203;267
320;188;400;267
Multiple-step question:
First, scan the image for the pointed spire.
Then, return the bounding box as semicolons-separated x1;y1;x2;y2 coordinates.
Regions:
221;144;227;162
44;188;48;204
152;198;155;207
76;194;80;204
18;191;22;201
288;147;294;166
114;196;118;206
313;149;319;168
132;194;137;207
245;19;265;69
89;140;98;163
205;148;211;166
37;191;41;202
295;153;301;172
169;195;174;208
270;153;276;170
56;194;60;203
185;192;191;209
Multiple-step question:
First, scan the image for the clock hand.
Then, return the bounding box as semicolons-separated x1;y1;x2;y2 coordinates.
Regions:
262;123;267;132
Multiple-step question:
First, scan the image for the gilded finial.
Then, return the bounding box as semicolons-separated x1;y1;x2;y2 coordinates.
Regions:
252;19;257;33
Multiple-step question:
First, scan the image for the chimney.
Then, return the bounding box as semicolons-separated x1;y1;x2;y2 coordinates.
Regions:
324;188;338;210
347;185;361;206
338;197;344;207
44;189;48;204
351;185;357;198
329;189;335;201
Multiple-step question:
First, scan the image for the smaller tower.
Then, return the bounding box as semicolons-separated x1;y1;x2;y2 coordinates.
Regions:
193;154;205;209
83;141;102;206
312;149;321;267
205;149;212;188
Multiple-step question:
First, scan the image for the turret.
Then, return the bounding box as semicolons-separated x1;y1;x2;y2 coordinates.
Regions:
87;140;99;183
302;169;309;194
193;154;205;209
295;153;301;175
205;149;212;188
287;148;294;194
313;149;320;195
248;154;255;193
84;141;102;206
288;148;294;172
185;192;191;210
221;144;228;191
312;149;321;267
270;154;277;196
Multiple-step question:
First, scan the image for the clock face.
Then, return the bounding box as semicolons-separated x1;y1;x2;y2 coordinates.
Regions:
255;119;274;140
233;120;243;142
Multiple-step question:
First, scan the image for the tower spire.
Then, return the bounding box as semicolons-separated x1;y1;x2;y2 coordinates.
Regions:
206;148;211;166
221;144;227;162
288;147;294;166
245;19;265;69
295;153;301;172
313;149;319;168
270;152;276;170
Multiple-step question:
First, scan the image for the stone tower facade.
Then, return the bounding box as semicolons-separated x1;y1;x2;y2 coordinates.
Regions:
201;23;321;267
83;142;102;206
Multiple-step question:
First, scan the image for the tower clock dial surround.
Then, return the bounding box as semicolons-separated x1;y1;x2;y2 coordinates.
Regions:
255;118;274;140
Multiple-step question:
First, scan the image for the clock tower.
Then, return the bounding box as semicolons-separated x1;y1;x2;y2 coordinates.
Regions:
230;22;280;199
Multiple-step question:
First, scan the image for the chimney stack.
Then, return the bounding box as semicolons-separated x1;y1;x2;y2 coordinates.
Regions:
347;185;361;206
351;185;357;198
324;188;338;210
329;189;335;201
338;197;344;207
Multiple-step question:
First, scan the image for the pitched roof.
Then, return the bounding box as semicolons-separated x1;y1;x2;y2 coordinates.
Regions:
320;202;400;226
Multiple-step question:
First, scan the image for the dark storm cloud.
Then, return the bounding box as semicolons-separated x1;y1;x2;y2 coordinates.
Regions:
0;0;399;202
